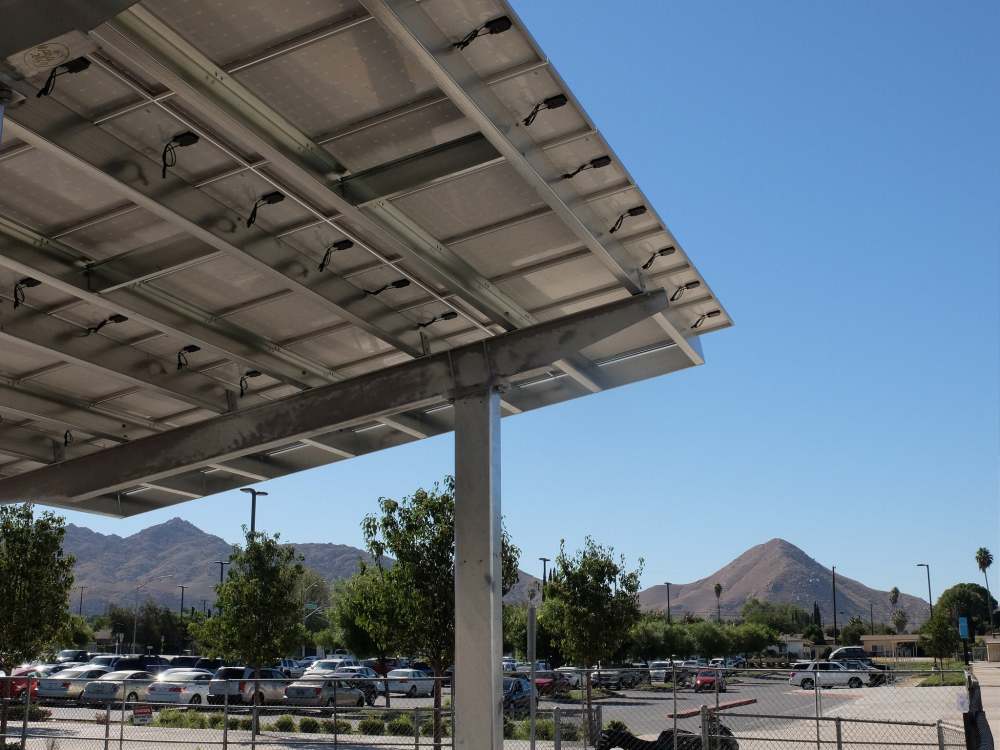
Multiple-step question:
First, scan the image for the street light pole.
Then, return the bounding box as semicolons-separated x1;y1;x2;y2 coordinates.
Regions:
664;582;671;624
178;584;187;616
539;557;550;602
77;586;87;616
239;487;269;534
831;566;838;645
214;560;229;585
917;563;933;617
870;602;875;635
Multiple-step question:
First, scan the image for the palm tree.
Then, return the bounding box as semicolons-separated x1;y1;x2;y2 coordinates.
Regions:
889;586;900;611
976;547;994;629
891;608;908;635
714;583;723;623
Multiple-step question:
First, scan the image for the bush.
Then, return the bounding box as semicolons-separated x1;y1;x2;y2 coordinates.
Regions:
298;717;320;734
271;715;296;733
358;718;385;735
420;718;451;737
186;713;208;729
153;709;186;728
320;718;351;734
605;719;630;734
238;718;254;731
386;716;414;736
379;710;397;722
225;717;241;730
6;705;51;722
206;714;225;729
535;719;555;740
503;716;516;739
561;722;581;741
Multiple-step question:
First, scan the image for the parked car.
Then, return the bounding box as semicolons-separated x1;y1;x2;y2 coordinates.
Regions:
163;655;201;668
789;661;864;690
87;655;121;670
305;658;360;675
331;666;383;704
8;667;41;701
649;661;674;683
590;665;643;689
275;658;299;678
554;666;583;688
38;666;110;701
693;670;727;693
835;659;889;686
146;670;213;705
194;658;224;672
81;670;153;704
208;667;287;705
828;647;870;663
284;678;366;708
502;677;533;718
385;669;434;697
55;650;92;664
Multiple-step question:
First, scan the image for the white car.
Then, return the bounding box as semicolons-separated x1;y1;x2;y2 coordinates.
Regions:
37;666;110;701
385;669;434;697
789;661;864;690
81;670;153;704
554;667;583;688
146;670;213;705
648;661;673;683
305;658;360;675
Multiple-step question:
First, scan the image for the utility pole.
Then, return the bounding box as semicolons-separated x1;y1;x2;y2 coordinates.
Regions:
665;582;672;624
870;602;875;635
917;563;933;617
538;557;550;602
202;599;208;615
214;560;229;584
831;566;838;645
177;584;187;616
240;487;268;534
77;586;87;616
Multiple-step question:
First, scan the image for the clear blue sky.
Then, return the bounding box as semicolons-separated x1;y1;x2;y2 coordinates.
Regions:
52;1;999;604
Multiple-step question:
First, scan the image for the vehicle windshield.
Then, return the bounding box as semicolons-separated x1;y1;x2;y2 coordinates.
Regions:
53;668;88;678
57;650;80;659
163;672;205;681
101;671;138;681
387;669;411;677
697;670;715;677
503;678;516;691
215;668;246;679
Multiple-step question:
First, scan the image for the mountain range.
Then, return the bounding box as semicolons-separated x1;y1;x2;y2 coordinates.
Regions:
64;521;927;630
639;538;929;628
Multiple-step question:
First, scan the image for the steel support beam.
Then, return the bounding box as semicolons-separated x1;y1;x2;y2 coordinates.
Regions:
0;291;667;504
358;0;705;366
453;389;503;750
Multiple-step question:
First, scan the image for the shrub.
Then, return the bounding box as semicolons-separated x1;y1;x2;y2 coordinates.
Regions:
535;719;555;741
186;713;208;729
153;709;186;728
225;717;241;730
503;717;516;739
379;710;396;722
561;722;581;741
298;717;320;734
358;718;385;735
605;719;630;734
386;716;414;736
320;718;351;734
6;705;51;722
420;718;451;737
238;718;254;731
206;714;225;729
272;715;296;733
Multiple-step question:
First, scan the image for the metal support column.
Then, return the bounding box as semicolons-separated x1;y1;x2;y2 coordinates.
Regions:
453;389;502;750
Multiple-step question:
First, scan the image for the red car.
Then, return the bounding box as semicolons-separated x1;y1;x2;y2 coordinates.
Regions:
693;670;727;693
8;667;40;701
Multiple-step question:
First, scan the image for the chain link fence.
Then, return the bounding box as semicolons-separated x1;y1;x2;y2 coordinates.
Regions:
0;666;979;750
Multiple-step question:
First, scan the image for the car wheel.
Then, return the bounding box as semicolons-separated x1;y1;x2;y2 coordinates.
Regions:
801;679;814;691
126;692;139;703
356;697;365;707
407;685;417;697
189;694;202;705
848;677;863;689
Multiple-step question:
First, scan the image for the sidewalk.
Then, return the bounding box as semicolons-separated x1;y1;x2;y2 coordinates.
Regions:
973;661;1000;730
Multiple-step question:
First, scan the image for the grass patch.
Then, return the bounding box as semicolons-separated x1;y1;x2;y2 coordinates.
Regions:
918;672;966;687
564;688;617;702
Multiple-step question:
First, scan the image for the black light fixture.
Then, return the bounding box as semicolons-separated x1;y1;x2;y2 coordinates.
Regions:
641;246;676;271
161;131;200;179
366;278;411;296
83;313;128;336
562;155;611;180
454;15;512;50
522;94;568;127
670;280;701;302
63;430;73;447
416;310;459;329
318;239;354;272
176;344;201;371
246;192;285;228
609;205;646;234
239;369;262;398
12;277;41;309
36;58;90;98
691;309;721;329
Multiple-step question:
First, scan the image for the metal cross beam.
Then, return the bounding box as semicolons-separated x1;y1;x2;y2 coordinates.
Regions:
0;291;667;505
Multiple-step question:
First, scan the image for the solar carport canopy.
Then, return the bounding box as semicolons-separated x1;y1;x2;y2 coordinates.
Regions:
0;0;730;516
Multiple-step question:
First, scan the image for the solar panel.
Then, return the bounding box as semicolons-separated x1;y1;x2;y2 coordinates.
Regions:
0;0;730;515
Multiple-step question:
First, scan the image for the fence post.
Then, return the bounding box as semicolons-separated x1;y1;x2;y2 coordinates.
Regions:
835;717;843;750
19;676;29;750
333;681;338;749
222;690;229;750
118;679;127;750
554;707;561;750
414;707;419;750
813;671;822;750
671;660;678;750
596;705;603;739
714;667;720;713
700;705;710;750
250;691;258;750
103;703;111;750
936;720;945;750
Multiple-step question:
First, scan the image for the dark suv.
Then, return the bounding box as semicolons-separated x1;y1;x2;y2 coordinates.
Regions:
828;647;869;662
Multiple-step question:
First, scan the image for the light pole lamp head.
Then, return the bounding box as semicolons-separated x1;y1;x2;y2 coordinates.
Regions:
240;487;269;497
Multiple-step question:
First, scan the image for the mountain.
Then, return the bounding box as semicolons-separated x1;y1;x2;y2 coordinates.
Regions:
638;538;928;629
65;519;538;615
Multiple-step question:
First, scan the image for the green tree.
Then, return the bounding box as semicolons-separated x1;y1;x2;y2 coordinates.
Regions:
919;610;960;660
108;602;187;653
741;598;811;634
661;623;695;659
802;624;825;645
976;548;994;628
540;536;642;734
189;528;307;732
936;583;996;635
296;567;331;639
503;604;528;659
627;613;668;661
714;583;723;622
891;609;908;634
812;601;822;628
51;614;94;650
889;586;900;610
0;504;75;738
361;478;520;747
688;621;731;659
729;622;778;656
839;616;867;646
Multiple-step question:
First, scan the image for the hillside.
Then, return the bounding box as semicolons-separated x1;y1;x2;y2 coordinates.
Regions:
638;538;928;628
65;519;538;615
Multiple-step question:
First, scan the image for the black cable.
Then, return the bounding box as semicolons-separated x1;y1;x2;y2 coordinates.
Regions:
82;313;128;337
246;192;285;228
641;246;676;271
12;277;40;309
562;155;612;179
318;239;354;271
177;350;188;371
454;16;512;50
161;132;199;179
691;310;721;329
366;278;411;296
416;310;458;329
239;370;261;398
523;94;568;126
36;58;90;98
63;430;73;447
670;281;701;302
609;205;647;234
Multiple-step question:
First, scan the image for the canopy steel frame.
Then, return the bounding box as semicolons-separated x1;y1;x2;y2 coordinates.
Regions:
0;291;668;505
